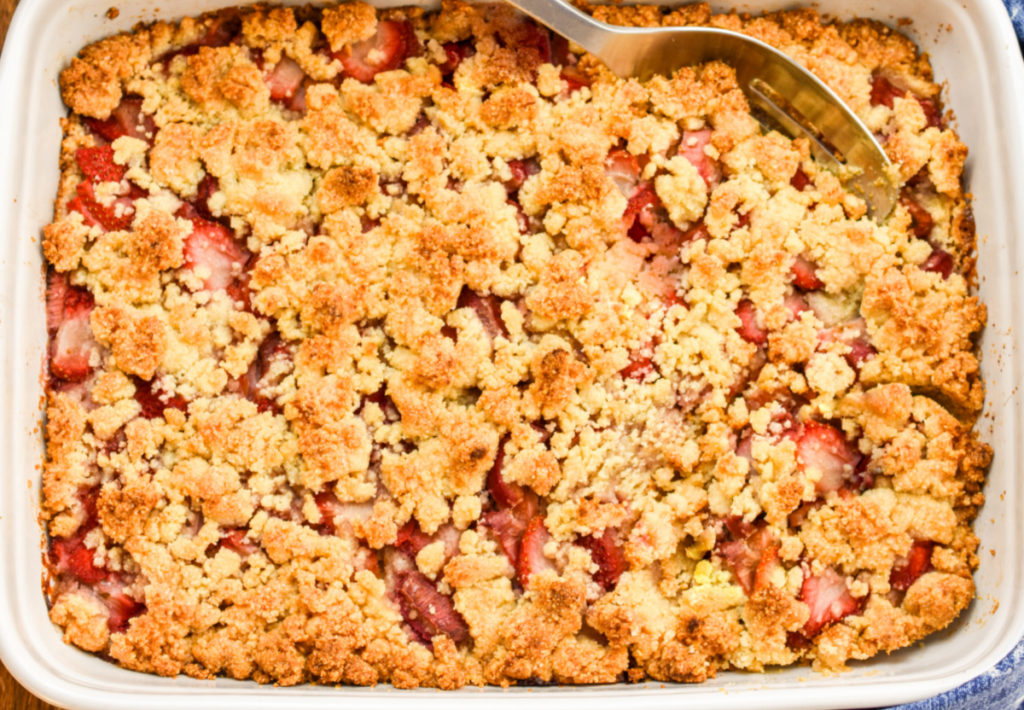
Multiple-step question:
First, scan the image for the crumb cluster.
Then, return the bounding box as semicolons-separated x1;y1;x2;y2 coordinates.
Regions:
42;0;989;687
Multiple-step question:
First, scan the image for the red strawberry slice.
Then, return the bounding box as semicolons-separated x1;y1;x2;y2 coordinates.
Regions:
133;376;187;418
605;149;641;198
457;287;507;339
560;65;591;94
51;537;105;584
314;491;373;537
794;421;861;495
620;339;656;381
736;299;767;345
791;168;811;191
395;520;434;557
439;41;474;76
482;507;528;566
900;194;934;238
182;217;249;292
335;20;417;83
516;515;554;587
918;97;942;128
791;256;824;291
784;292;810;322
869;74;905;109
75;145;125;184
395;570;469;643
504;158;540;193
678;129;719;187
624;184;660;242
486;445;523;509
265;55;305;101
921;248;953;279
800;566;860;637
219;527;260;556
578;528;626;590
98;583;145;633
68;181;136;232
890;540;934;592
718;524;777;596
47;273;98;382
84;96;155;144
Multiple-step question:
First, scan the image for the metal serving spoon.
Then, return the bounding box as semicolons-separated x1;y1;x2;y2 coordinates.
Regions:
504;0;897;219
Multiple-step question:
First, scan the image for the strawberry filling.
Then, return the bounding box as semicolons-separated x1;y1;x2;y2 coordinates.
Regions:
47;273;98;382
736;299;767;345
799;566;861;637
890;540;934;592
457;288;507;340
133;376;187;419
395;569;468;643
516;515;555;587
84;96;155;144
219;527;260;556
264;55;305;101
791;168;811;191
75;145;125;184
901;194;934;238
793;420;862;495
922;248;954;279
334;20;418;83
718;523;778;596
68;180;137;232
791;255;824;291
577;528;626;590
677;129;719;187
181;214;250;292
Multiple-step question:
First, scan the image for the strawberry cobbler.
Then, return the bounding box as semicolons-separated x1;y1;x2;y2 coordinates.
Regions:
41;0;989;687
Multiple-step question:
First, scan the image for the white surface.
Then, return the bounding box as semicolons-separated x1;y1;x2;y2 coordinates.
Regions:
0;1;1021;708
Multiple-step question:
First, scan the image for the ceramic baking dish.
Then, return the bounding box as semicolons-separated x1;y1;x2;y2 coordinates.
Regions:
0;0;1021;707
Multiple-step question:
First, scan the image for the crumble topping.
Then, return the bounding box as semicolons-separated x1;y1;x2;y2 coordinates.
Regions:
41;0;989;688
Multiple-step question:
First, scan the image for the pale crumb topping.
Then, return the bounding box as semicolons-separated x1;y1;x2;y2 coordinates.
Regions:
42;0;988;689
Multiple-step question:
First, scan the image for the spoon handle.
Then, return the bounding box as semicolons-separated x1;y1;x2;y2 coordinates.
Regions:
502;0;611;56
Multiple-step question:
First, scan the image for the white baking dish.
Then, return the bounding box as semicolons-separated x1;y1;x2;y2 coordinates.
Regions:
0;0;1021;707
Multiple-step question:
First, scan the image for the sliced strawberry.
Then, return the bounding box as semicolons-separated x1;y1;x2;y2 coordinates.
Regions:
624;183;660;242
784;292;810;321
516;515;554;587
101;586;145;633
68;180;135;232
869;74;905;109
718;524;777;596
621;338;656;381
395;520;434;557
84;96;155;144
335;20;417;83
918;97;942;128
818;318;876;371
182;217;249;292
486;444;523;508
75;145;125;184
457;287;507;339
265;55;305;101
560;65;591;94
791;255;824;291
791;168;811;191
901;194;934;238
605;149;641;198
504;158;540;193
678;129;719;187
890;540;934;592
800;566;860;637
578;528;625;590
736;299;767;345
794;421;861;495
482;507;527;566
219;527;260;556
439;41;474;76
228;334;290;411
395;570;469;643
51;537;105;584
133;376;187;418
921;248;954;279
314;491;373;537
47;273;98;382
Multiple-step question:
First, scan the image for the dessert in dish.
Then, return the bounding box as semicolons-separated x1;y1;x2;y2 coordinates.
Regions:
41;0;990;687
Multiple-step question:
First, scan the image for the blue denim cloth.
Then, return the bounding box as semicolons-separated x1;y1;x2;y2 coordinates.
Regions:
887;3;1024;708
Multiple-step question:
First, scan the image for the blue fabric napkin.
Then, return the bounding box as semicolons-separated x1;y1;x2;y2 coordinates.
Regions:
887;5;1024;708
